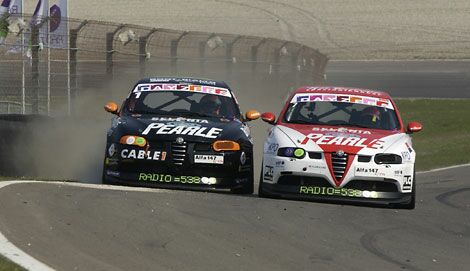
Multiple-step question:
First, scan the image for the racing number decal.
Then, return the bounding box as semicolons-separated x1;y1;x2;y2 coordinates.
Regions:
403;175;412;191
264;166;274;181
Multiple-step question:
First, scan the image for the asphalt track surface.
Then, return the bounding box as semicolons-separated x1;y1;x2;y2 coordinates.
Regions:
0;60;469;270
0;165;469;271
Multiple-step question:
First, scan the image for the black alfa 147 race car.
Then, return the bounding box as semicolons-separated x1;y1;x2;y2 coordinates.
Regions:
102;77;260;194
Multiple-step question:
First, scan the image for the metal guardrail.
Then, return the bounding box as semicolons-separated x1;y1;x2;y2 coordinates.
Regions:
0;101;31;114
0;13;328;116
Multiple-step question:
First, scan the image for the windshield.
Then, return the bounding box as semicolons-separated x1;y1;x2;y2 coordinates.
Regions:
283;100;400;130
124;88;241;119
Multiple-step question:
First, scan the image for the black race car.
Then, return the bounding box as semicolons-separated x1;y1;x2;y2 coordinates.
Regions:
102;77;260;194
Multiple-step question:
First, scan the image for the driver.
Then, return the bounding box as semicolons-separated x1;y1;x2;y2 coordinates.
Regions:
360;106;382;128
199;95;222;116
306;102;318;122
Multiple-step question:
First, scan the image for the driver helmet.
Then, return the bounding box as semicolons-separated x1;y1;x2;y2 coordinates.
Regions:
199;95;222;115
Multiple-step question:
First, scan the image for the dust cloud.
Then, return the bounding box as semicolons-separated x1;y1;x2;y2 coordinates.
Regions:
7;63;303;184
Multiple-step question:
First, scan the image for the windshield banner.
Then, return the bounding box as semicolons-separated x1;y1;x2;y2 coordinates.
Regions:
133;83;232;98
290;93;394;110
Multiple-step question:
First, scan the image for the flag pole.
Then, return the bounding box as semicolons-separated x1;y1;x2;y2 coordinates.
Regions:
66;0;70;115
47;0;50;116
21;0;25;114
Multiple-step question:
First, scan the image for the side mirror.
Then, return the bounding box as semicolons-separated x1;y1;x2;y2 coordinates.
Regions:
245;110;261;121
407;122;423;133
104;102;119;115
261;112;276;125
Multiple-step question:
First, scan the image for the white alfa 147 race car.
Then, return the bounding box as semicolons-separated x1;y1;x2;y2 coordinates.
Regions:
259;86;422;209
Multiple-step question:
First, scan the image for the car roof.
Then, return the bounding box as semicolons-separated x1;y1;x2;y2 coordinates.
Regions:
136;77;231;90
293;86;392;99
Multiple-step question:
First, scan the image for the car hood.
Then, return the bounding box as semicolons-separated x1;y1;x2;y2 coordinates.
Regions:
277;123;405;155
116;115;247;143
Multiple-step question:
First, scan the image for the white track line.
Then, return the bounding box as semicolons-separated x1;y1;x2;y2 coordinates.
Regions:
417;163;470;174
1;164;469;270
329;59;470;62
0;181;174;271
0;181;55;271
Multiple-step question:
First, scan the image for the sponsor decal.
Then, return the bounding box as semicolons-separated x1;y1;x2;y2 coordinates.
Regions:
301;133;384;149
138;173;217;185
291;93;393;109
149;78;218;85
299;186;380;198
121;149;167;161
401;151;411;162
403;175;412;191
312;127;371;135
133;83;231;98
356;167;378;174
240;152;246;165
275;160;285;168
108;144;116;157
151;117;209;124
405;142;413;153
265;143;279;154
355;167;386;177
305;87;383;96
194;154;224;165
105;158;119;166
106;170;120;177
142;123;223;139
264;165;274;181
356;166;390;177
308;164;327;170
394;170;403;176
235;177;249;184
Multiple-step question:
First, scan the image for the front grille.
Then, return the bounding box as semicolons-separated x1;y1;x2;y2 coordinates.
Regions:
331;153;348;180
171;142;187;166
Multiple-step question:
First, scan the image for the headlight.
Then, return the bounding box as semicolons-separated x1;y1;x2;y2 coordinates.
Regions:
277;147;306;159
120;135;147;147
212;140;240;151
374;153;402;164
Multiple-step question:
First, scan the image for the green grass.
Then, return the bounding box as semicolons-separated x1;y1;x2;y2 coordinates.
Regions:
395;99;470;171
0;255;25;271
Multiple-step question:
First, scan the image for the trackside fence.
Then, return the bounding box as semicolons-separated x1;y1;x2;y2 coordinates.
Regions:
0;14;328;116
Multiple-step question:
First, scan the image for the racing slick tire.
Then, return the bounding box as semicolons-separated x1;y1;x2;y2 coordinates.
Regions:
395;171;416;210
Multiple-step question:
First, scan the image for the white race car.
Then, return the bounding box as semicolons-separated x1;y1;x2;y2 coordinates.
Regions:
259;86;423;209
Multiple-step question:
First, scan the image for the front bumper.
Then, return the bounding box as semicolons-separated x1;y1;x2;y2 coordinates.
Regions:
103;142;252;190
261;182;412;206
261;154;414;206
105;172;250;191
